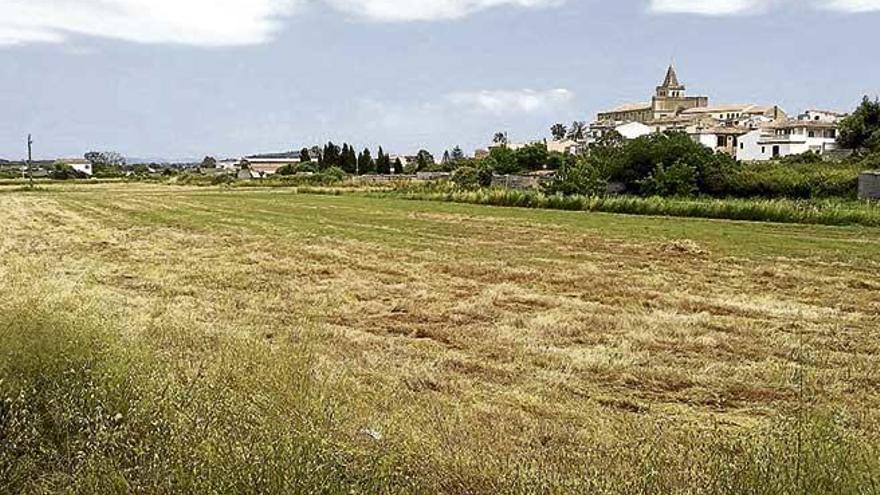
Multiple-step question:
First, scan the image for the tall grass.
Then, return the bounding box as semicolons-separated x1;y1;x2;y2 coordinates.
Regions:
388;188;880;227
2;272;879;493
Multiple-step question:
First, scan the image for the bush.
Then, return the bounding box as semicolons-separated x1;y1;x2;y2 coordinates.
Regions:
543;160;607;196
319;166;346;183
211;173;235;185
639;160;698;197
49;164;88;181
452;166;493;190
723;161;860;199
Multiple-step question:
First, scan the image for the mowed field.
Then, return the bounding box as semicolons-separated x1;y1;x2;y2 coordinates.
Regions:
2;184;880;494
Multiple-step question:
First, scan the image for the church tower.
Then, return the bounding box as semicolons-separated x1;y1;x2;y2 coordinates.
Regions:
651;64;708;120
656;65;685;98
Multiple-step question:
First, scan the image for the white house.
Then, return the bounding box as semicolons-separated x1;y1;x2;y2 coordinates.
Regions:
689;127;748;157
798;109;846;123
239;158;301;176
546;139;581;154
615;121;653;140
737;120;839;161
57;158;93;176
218;159;241;170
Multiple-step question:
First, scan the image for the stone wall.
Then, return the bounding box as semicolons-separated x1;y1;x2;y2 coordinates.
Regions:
858;171;880;200
491;175;544;190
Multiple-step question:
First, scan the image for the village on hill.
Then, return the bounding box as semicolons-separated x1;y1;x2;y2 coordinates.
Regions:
2;65;879;200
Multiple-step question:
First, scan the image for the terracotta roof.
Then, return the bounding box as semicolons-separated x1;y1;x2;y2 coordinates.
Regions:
699;127;750;135
681;104;773;115
771;120;838;130
600;102;652;113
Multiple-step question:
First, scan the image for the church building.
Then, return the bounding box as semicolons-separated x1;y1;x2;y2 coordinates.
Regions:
596;65;709;124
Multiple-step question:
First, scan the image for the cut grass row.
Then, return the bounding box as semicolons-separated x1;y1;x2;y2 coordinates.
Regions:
380;188;880;227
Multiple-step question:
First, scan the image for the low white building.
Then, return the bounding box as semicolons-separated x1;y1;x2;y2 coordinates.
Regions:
57;158;93;176
218;159;241;170
798;109;847;123
239;158;301;176
586;121;653;143
689;127;748;157
546;139;581;154
615;122;653;140
737;120;839;161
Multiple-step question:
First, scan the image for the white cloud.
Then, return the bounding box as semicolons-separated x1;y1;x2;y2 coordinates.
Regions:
821;0;880;12
650;0;880;15
0;0;563;47
649;0;769;15
0;0;300;47
1;0;875;47
324;0;562;21
446;89;574;114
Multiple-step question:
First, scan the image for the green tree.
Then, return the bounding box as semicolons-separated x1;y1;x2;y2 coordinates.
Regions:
515;143;549;171
838;96;880;153
322;142;340;170
492;132;508;145
451;146;465;162
299;147;311;163
452;165;494;190
394;158;404;175
543;160;606;196
201;156;217;169
344;144;358;173
591;131;735;196
550;123;567;141
485;146;518;175
441;150;451;165
567;121;587;141
415;150;435;171
84;151;126;177
638;160;699;197
376;147;391;174
357;148;375;175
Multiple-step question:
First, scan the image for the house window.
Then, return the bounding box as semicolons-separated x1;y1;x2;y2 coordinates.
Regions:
772;146;781;158
808;131;815;138
717;136;726;147
740;143;744;150
761;146;766;154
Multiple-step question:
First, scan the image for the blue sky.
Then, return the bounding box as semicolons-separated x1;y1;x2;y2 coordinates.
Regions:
1;0;878;161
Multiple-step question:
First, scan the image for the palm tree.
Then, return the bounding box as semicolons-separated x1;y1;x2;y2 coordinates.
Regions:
567;121;587;142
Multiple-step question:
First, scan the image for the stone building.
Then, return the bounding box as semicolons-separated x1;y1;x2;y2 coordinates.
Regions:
597;65;708;124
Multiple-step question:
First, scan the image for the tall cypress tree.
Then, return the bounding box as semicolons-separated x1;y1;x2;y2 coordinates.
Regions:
394;158;404;175
323;141;340;170
376;147;389;174
340;144;350;172
358;148;375;175
344;144;358;173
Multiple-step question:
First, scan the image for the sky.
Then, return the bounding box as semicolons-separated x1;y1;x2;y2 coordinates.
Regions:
0;0;878;161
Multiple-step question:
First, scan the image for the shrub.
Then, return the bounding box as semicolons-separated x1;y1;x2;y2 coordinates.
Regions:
211;173;235;185
639;160;699;197
452;166;493;190
318;166;346;183
543;160;607;196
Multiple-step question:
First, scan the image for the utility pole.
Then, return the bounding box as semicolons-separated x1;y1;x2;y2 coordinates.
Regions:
27;134;34;188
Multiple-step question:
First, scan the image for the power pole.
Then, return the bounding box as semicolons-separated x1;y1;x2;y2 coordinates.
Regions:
27;134;34;188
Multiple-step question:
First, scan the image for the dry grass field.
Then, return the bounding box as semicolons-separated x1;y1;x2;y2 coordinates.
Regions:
2;183;879;494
